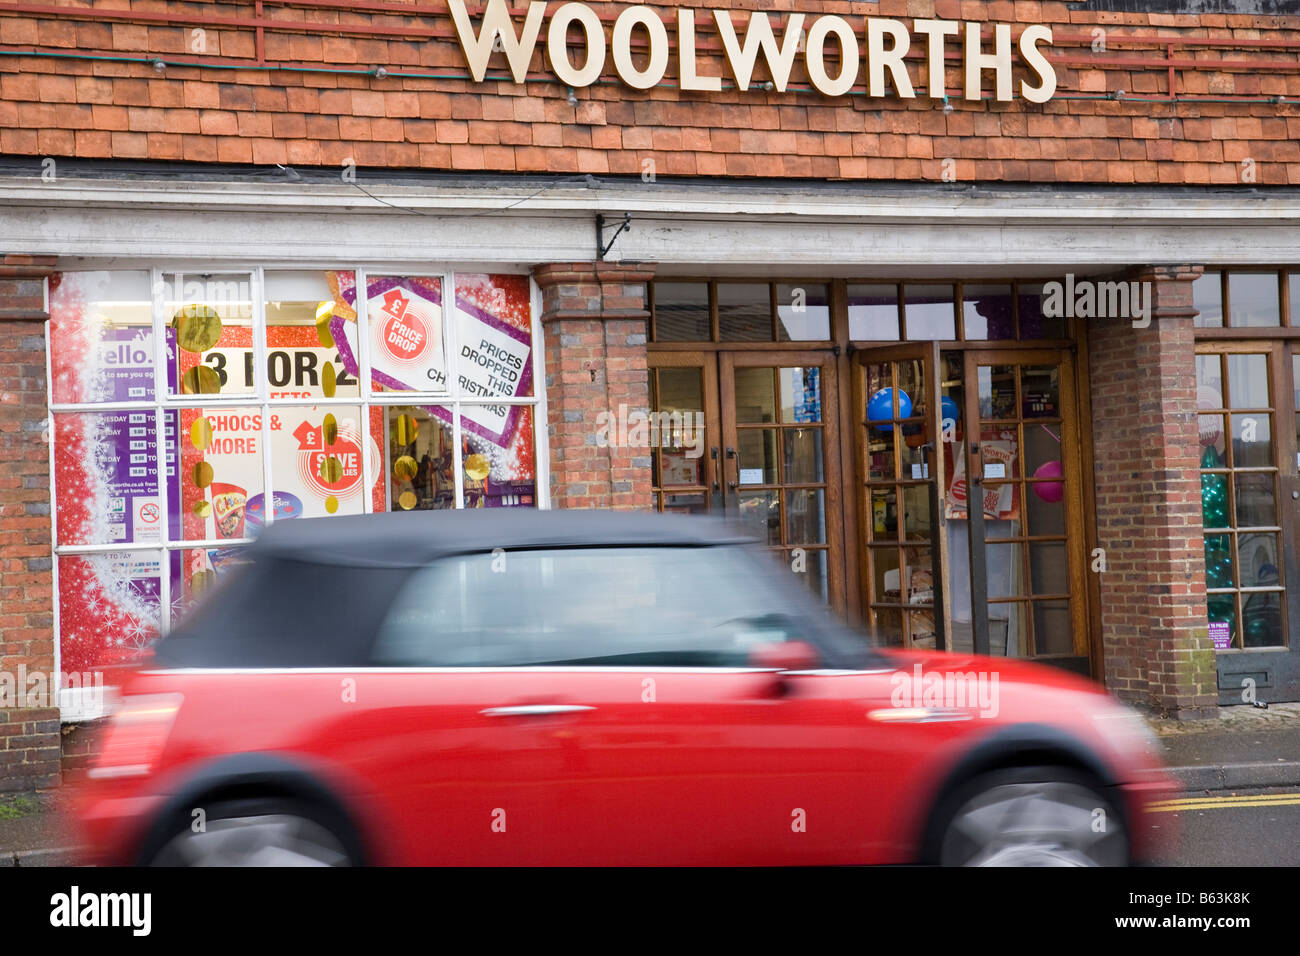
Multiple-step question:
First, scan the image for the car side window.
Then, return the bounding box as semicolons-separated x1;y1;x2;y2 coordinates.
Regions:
371;545;813;667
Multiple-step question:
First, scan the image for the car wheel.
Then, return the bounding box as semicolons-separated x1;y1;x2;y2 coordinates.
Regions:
929;766;1129;867
147;797;357;867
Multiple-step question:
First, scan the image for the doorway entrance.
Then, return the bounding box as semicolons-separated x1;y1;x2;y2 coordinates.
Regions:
647;351;844;603
646;277;1095;676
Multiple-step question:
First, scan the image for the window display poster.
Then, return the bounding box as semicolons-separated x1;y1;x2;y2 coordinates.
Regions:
54;410;172;547
944;433;1020;521
49;270;164;404
58;552;162;674
334;275;446;393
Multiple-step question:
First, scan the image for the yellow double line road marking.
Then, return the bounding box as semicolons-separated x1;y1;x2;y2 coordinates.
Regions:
1147;792;1300;813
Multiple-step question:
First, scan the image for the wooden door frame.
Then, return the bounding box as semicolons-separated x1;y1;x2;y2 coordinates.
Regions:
718;350;846;611
848;342;949;650
1194;339;1300;701
961;347;1089;663
646;351;722;514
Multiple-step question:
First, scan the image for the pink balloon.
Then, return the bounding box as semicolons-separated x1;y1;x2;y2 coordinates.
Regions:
1032;460;1064;503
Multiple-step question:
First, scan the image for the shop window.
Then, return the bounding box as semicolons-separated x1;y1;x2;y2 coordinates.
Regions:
717;283;772;342
961;284;1014;340
48;267;543;698
903;284;956;340
1193;271;1224;328
1017;283;1067;340
652;282;710;341
847;284;900;340
776;283;830;341
1197;350;1287;649
1228;272;1281;328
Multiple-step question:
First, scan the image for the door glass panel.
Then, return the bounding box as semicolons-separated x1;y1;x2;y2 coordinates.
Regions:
872;546;902;602
717;283;772;342
783;428;824;483
789;548;829;602
1228;272;1281;328
986;543;1024;599
658;448;703;487
779;367;822;422
1020;366;1060;419
1032;601;1072;655
737;429;777;485
738;489;780;545
1234;473;1276;526
901;485;932;541
1226;354;1270;408
662;492;708;514
653;283;711;341
978;365;1017;420
1230;413;1272;467
1025;483;1066;535
657;368;703;413
1029;542;1069;595
784;489;826;544
870;488;897;539
1205;534;1235;588
734;367;776;423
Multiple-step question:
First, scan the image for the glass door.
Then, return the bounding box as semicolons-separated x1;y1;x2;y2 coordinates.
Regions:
647;353;719;516
718;353;841;603
648;351;843;605
1196;343;1299;704
947;348;1088;668
852;343;948;649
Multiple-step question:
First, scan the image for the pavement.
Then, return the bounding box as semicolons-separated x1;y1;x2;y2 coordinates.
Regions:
1146;700;1300;793
0;702;1297;865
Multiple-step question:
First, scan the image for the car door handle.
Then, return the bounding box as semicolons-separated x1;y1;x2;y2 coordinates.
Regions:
479;704;596;717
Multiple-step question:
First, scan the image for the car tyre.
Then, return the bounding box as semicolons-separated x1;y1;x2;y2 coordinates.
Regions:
924;765;1129;867
146;796;360;867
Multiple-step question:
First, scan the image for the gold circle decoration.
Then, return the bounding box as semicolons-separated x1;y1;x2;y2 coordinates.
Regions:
315;301;336;348
391;413;418;447
181;364;221;395
193;461;214;489
191;569;217;598
321;363;337;399
319;455;343;484
398;490;418;511
324;495;339;514
193;499;212;518
191;416;212;451
322;414;338;447
464;453;490;482
173;304;223;354
393;454;418;481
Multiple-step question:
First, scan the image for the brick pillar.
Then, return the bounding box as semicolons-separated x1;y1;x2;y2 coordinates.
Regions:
1088;264;1217;719
0;255;61;791
533;262;655;511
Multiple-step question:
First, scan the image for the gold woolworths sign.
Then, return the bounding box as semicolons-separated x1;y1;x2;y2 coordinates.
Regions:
448;1;1057;102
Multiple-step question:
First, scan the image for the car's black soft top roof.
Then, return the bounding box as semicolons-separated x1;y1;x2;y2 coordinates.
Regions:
249;508;758;568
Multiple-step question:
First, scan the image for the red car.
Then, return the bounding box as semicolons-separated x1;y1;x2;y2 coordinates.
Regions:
74;510;1176;866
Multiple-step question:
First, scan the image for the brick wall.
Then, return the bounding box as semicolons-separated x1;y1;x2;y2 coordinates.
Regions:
0;2;1297;183
1088;264;1218;719
534;262;655;510
0;254;61;792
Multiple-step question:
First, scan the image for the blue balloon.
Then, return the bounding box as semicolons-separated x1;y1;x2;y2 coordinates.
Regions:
867;388;911;431
941;396;960;429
